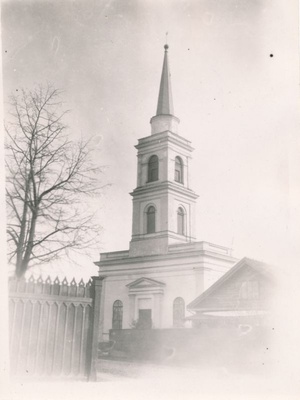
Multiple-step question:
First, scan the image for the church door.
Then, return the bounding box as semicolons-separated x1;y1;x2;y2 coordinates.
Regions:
138;309;152;329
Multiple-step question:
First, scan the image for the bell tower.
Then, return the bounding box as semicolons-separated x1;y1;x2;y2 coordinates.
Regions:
129;45;198;257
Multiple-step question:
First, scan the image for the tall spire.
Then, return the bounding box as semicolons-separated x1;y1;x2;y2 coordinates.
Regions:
156;44;174;116
150;44;179;135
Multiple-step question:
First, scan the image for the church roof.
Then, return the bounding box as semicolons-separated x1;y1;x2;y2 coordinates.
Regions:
187;257;273;311
156;44;174;116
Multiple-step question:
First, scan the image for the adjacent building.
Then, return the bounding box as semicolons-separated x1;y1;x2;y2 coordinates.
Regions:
187;257;275;329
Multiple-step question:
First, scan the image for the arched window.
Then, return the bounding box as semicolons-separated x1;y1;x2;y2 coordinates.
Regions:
112;300;123;329
177;207;185;235
147;206;156;233
173;297;185;327
175;156;183;183
148;155;159;182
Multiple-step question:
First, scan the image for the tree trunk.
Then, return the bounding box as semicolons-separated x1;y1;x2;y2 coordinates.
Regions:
20;209;38;277
15;178;30;277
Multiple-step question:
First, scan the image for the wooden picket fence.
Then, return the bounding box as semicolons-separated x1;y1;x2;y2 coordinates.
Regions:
8;274;103;380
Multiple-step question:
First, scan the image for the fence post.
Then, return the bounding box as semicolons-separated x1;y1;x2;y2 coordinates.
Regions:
87;276;104;381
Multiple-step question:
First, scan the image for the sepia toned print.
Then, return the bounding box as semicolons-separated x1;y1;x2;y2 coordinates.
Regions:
1;1;300;399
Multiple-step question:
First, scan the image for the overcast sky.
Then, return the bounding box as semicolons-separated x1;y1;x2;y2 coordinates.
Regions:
2;0;300;279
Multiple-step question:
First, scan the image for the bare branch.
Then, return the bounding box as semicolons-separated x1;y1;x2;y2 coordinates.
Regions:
5;83;105;277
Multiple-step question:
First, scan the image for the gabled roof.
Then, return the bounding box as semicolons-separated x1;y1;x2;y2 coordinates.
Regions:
126;277;166;288
187;257;273;310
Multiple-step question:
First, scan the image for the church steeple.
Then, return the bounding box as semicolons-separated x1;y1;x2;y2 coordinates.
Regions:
150;45;180;135
128;42;198;257
156;44;174;116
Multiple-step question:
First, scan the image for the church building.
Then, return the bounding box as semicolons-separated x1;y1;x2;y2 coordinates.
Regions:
95;45;238;341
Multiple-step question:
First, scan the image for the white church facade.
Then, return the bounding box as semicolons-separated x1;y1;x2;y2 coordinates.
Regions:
95;45;238;341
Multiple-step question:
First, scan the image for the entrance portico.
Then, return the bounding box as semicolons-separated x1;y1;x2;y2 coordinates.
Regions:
127;277;165;329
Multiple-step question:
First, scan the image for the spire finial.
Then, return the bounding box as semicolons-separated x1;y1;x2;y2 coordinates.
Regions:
156;38;174;116
165;32;169;51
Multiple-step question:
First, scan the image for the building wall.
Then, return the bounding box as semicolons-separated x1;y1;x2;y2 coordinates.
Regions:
97;242;237;340
100;269;198;340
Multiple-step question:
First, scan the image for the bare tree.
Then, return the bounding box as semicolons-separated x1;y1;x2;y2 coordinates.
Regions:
5;84;103;277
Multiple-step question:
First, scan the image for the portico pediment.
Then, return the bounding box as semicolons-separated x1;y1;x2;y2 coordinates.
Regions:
126;277;165;289
126;277;165;295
